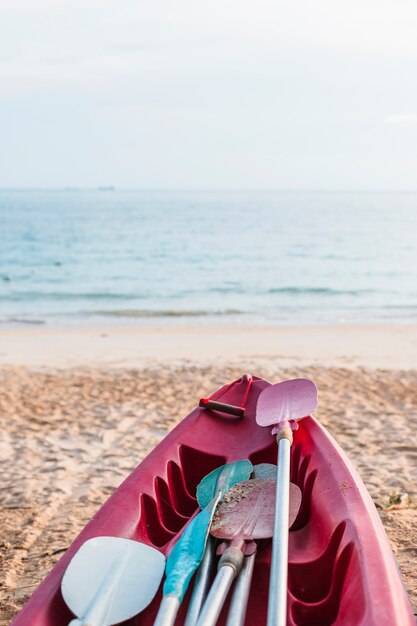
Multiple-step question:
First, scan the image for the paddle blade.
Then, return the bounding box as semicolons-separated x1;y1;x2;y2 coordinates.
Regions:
252;463;277;480
211;479;302;540
196;459;253;509
256;378;318;427
61;537;165;625
164;506;214;602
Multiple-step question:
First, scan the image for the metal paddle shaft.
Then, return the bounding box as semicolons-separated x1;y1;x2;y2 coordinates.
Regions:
256;378;318;626
225;552;256;626
62;537;165;626
270;435;291;626
153;596;181;626
184;536;217;626
196;562;237;626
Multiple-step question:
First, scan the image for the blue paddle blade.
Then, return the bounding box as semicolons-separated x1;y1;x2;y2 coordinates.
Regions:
163;506;214;602
196;459;253;509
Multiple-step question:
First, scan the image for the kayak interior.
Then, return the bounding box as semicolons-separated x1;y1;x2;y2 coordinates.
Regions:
135;424;366;626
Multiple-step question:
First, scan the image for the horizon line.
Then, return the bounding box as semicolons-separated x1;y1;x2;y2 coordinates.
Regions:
1;186;417;193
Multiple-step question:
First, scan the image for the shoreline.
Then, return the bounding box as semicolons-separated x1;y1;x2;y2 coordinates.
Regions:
0;323;416;369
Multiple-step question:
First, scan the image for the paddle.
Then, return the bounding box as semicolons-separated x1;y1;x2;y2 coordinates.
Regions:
184;460;253;626
225;464;277;626
195;478;302;626
155;460;253;626
61;536;165;626
256;378;318;626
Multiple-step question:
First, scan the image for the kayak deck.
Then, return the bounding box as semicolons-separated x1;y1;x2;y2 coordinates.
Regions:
12;375;414;626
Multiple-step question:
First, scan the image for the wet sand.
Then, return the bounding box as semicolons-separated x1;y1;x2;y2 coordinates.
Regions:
0;327;416;622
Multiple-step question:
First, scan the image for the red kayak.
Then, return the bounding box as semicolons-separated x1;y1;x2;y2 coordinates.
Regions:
12;374;414;626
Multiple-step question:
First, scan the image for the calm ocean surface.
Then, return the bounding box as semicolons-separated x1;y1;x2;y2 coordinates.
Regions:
0;190;416;327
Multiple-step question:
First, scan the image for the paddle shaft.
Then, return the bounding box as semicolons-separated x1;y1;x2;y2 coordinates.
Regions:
184;536;216;626
153;596;180;626
225;552;256;626
195;565;236;626
268;432;292;626
196;541;246;626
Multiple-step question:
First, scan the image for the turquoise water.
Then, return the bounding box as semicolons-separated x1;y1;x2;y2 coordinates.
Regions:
0;190;416;326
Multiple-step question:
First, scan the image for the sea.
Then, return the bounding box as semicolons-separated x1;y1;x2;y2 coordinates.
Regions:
0;189;416;327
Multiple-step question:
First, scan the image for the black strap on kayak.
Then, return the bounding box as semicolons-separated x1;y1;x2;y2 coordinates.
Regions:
199;374;253;417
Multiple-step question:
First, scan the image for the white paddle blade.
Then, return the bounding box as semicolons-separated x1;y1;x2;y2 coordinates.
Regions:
62;537;165;626
256;378;318;427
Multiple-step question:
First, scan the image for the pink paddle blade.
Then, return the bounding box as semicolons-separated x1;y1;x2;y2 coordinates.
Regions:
210;479;302;541
256;378;318;428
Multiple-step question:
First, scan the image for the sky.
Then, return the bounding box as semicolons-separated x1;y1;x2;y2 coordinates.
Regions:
1;0;417;190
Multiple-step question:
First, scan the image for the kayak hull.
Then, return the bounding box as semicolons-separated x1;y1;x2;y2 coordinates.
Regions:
11;375;414;626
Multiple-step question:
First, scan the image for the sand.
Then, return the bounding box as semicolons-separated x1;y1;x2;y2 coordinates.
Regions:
1;324;417;369
0;326;416;623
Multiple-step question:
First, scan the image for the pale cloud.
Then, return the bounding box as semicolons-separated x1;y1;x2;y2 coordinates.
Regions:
385;115;417;124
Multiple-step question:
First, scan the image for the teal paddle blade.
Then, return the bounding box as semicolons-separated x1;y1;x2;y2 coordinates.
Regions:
163;505;214;602
196;459;253;509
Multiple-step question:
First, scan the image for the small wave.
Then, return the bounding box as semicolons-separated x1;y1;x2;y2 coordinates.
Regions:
204;286;375;297
207;286;247;295
91;309;243;319
0;317;45;325
267;287;373;296
0;291;145;302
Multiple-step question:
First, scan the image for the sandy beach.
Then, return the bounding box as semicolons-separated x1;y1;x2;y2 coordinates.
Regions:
1;324;417;369
1;325;416;623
